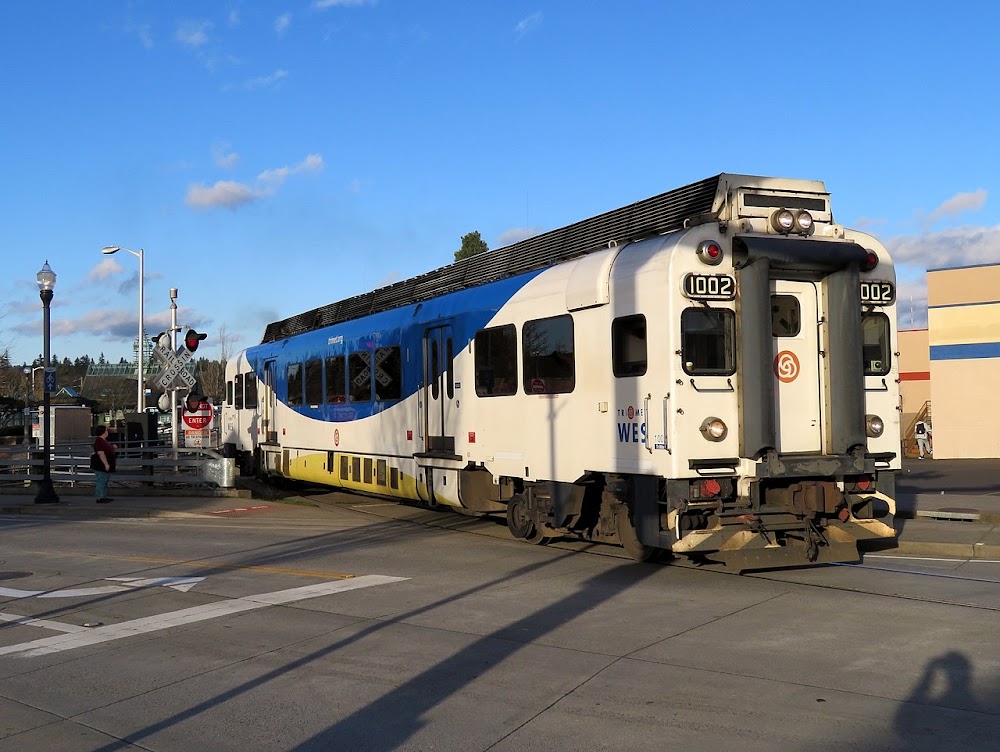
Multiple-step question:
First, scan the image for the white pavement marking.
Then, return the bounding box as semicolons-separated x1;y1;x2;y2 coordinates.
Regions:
0;576;207;599
0;613;89;633
0;575;407;658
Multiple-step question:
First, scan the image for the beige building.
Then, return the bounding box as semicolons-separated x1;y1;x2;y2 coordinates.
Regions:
899;263;1000;459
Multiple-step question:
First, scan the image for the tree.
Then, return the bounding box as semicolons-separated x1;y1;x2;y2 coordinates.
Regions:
454;231;489;262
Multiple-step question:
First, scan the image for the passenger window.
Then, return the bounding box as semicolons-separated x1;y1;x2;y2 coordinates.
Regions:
349;351;372;402
305;359;323;406
475;325;518;396
431;340;440;400
245;372;258;408
231;376;239;409
612;315;647;377
446;338;454;399
374;346;402;401
681;308;735;375
771;295;801;337
287;363;303;406
523;315;575;394
326;355;346;403
863;312;891;376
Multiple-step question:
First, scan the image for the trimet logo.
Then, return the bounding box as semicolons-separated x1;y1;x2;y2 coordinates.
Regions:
774;351;800;383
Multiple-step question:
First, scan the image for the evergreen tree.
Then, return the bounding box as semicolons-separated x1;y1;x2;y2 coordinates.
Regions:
454;231;489;261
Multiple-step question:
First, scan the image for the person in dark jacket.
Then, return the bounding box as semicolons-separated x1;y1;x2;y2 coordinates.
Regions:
92;424;117;503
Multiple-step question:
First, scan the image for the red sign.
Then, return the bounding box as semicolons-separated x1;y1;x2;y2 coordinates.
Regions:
182;401;213;430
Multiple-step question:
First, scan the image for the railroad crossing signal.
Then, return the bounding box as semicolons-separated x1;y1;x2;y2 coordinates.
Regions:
151;332;197;390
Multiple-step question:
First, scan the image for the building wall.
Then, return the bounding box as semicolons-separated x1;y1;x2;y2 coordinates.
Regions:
927;264;1000;459
898;329;930;432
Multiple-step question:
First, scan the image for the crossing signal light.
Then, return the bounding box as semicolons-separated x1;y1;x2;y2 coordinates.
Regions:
185;393;205;413
184;329;207;353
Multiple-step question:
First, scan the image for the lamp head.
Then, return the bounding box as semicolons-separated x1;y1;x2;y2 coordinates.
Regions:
101;246;121;255
36;261;56;291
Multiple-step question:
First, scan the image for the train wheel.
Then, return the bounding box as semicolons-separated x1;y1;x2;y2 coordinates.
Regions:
506;494;535;540
616;505;658;562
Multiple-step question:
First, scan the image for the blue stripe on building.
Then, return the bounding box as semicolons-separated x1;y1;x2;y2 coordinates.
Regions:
930;342;1000;360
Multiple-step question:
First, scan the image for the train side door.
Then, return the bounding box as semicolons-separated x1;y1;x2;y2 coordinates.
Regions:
771;280;822;453
262;359;277;443
423;324;456;454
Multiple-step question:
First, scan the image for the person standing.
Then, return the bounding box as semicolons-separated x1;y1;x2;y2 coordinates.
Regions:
92;424;116;502
915;419;933;459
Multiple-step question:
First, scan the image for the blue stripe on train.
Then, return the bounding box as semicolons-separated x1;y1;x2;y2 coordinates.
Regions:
244;269;543;422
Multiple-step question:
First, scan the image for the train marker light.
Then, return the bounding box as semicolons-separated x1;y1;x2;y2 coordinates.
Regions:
696;240;723;266
184;329;207;353
861;250;879;272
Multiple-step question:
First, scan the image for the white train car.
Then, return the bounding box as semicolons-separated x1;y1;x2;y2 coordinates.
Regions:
222;174;899;571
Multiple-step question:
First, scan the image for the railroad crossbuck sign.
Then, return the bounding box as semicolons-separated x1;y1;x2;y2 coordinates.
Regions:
151;333;197;389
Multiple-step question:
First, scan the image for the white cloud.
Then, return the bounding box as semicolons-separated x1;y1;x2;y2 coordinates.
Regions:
88;258;125;282
229;10;240;26
257;154;324;188
497;227;543;247
186;180;260;210
186;154;325;210
887;224;1000;270
175;19;213;48
244;69;289;90
515;11;543;38
927;189;987;224
212;142;240;169
275;14;291;35
313;0;376;8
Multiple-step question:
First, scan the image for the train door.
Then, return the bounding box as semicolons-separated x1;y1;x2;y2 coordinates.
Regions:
771;280;822;453
423;324;456;453
262;359;277;443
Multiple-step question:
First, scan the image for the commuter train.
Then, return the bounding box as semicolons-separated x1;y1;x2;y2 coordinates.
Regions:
222;174;899;571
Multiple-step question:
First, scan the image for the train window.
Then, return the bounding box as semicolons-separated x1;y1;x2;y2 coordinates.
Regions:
230;376;238;409
863;312;891;376
523;315;575;394
612;315;647;377
287;363;303;406
349;350;373;402
375;346;402;401
326;355;346;403
245;372;258;408
681;308;735;375
771;295;801;337
305;358;323;406
475;325;518;397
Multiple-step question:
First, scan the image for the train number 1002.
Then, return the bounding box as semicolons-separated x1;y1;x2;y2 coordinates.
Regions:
683;273;736;300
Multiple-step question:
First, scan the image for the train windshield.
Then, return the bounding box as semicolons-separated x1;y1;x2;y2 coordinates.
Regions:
681;308;735;375
862;312;891;376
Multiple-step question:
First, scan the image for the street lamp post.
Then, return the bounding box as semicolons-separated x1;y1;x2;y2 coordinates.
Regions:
101;245;145;412
34;261;60;504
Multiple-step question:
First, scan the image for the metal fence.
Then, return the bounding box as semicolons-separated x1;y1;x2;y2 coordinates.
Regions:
0;440;235;489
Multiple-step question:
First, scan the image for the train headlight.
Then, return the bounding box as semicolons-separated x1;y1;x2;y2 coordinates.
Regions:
696;240;724;266
795;210;813;234
865;414;885;438
770;209;795;234
700;417;728;441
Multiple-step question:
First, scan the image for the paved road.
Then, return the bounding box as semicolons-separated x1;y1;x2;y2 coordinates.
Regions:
2;497;998;751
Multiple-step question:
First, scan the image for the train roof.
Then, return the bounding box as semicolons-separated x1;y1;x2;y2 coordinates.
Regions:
261;173;828;343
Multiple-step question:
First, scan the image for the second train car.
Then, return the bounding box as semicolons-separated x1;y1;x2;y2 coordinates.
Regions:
222;173;899;571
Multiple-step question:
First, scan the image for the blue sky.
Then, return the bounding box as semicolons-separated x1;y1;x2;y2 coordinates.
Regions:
3;1;999;367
